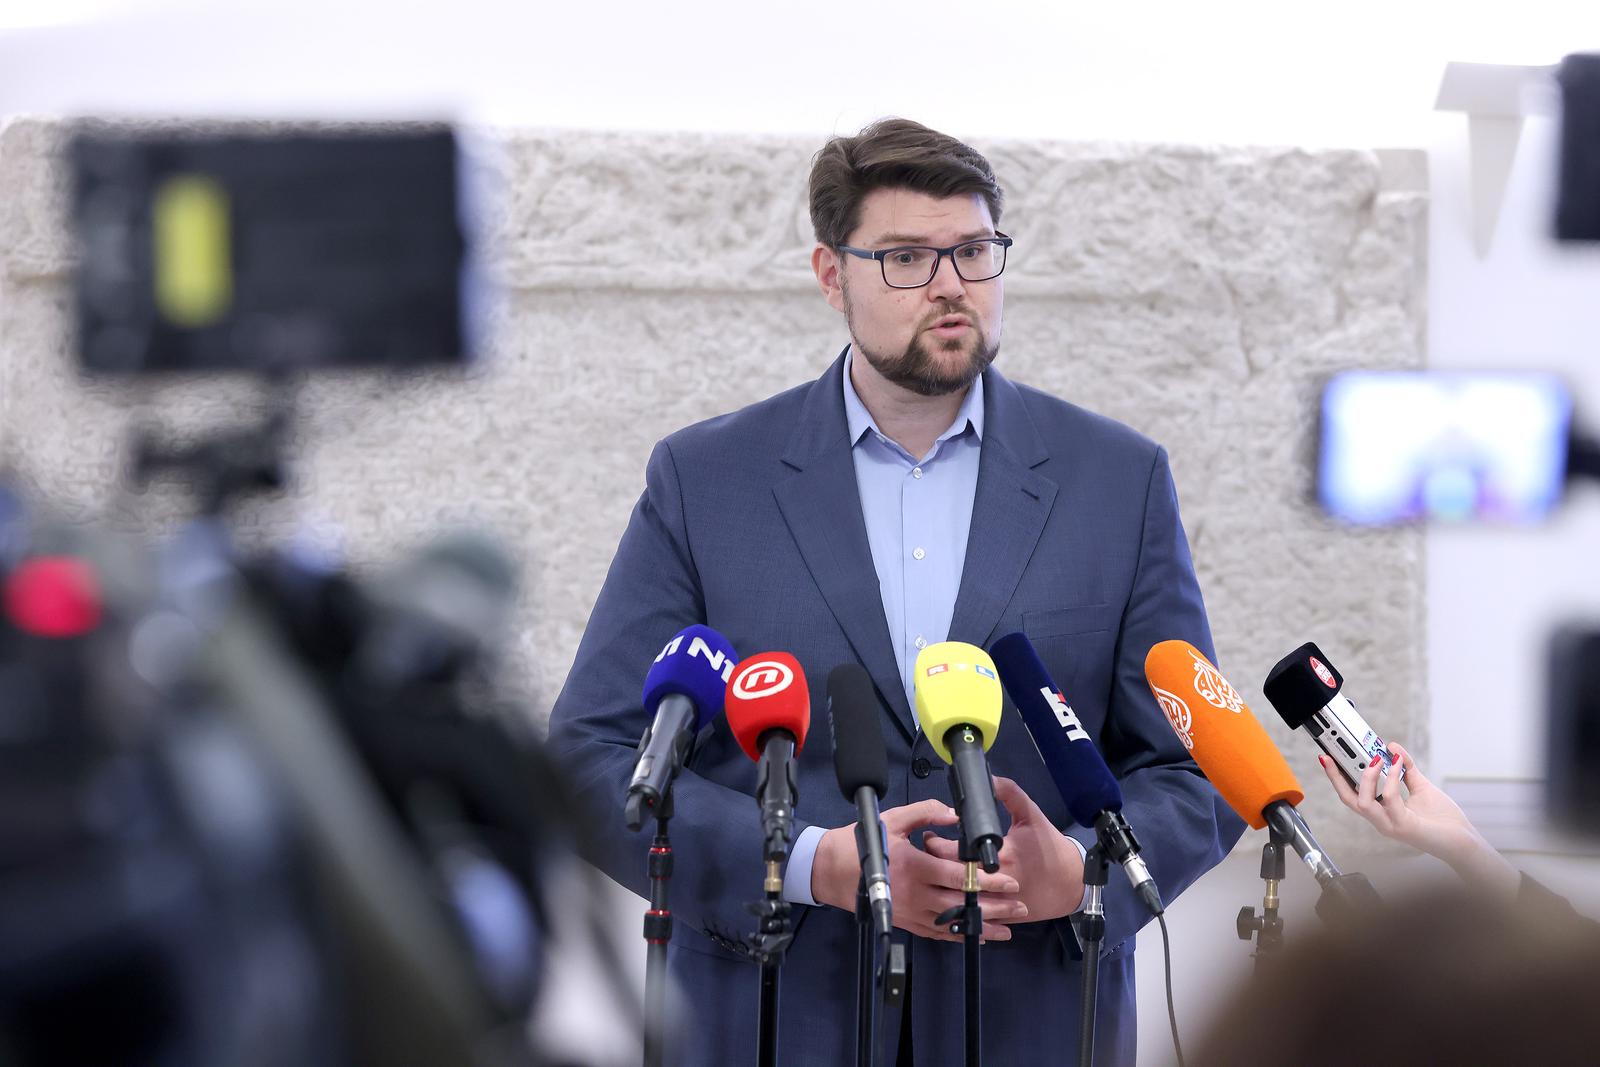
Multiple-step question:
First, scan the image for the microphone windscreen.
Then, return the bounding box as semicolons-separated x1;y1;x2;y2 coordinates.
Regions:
1263;642;1345;730
641;624;737;730
725;652;811;762
914;641;1002;764
827;664;889;800
1144;640;1303;829
991;632;1122;826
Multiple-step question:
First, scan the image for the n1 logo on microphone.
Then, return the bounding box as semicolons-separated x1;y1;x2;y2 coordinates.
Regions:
656;633;736;682
1041;687;1089;742
732;658;795;699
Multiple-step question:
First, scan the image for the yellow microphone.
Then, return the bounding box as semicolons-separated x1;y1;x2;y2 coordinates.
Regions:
914;641;1004;872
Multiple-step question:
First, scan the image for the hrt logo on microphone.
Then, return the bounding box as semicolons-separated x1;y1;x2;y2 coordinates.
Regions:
656;633;736;682
1310;656;1337;689
1041;687;1089;742
732;659;794;699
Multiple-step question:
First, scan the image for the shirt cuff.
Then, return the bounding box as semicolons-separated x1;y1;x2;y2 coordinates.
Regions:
782;824;828;907
1064;832;1090;915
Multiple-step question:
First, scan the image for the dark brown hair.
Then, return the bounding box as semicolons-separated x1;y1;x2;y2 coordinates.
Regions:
807;118;1004;248
1190;882;1600;1067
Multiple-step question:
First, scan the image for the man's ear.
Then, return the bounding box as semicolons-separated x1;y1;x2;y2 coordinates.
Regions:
812;244;846;314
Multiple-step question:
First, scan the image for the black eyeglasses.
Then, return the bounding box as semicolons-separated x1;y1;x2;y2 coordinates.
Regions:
835;232;1013;289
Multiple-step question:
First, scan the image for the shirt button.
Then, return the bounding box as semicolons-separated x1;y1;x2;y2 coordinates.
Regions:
912;547;926;560
912;467;923;479
914;635;927;649
912;757;933;779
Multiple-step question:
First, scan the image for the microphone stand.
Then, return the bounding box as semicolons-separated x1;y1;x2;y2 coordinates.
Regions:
1261;802;1382;927
855;876;875;1067
1074;844;1109;1067
642;789;675;1067
935;840;985;1067
1235;835;1287;971
852;815;904;1067
751;733;797;1067
752;854;792;1067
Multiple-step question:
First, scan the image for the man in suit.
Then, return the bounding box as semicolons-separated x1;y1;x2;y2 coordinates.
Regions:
548;118;1244;1065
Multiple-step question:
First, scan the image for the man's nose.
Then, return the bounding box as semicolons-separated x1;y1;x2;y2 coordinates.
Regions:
926;251;966;302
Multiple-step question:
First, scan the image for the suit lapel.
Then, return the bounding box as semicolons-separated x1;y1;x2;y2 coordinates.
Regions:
773;351;917;741
948;368;1059;651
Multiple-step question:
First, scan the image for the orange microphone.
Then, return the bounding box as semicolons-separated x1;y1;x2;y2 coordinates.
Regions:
1144;641;1380;920
1143;639;1303;830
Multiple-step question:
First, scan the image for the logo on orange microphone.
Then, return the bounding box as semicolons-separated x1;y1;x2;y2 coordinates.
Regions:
1152;686;1195;750
1189;653;1244;713
732;659;794;699
925;663;949;677
1310;657;1336;688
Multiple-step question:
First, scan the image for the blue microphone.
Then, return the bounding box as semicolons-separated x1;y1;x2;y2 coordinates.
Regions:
990;632;1164;916
625;624;737;830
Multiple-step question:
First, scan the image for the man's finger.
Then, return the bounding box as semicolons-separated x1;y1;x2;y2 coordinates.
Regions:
991;775;1038;826
883;799;960;836
912;835;1020;893
920;832;961;862
922;888;1030;922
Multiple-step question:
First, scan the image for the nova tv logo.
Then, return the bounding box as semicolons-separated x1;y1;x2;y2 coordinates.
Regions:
731;659;794;700
1041;687;1089;742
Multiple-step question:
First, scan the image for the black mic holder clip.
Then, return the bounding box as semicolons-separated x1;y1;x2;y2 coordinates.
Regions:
1071;843;1110;952
744;897;795;965
1236;835;1287;965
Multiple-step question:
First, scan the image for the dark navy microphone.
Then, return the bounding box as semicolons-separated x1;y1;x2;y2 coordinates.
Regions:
624;624;736;830
991;632;1164;916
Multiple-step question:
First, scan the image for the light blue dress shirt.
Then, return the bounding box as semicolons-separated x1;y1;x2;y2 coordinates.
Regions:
783;350;1087;910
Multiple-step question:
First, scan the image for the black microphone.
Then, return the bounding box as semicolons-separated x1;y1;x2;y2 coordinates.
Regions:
827;664;892;939
991;632;1164;916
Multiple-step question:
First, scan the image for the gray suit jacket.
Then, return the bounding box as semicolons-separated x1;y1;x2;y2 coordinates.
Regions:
548;351;1244;1066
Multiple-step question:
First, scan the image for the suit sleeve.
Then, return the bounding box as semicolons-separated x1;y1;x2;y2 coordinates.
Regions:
547;439;814;948
1060;445;1246;954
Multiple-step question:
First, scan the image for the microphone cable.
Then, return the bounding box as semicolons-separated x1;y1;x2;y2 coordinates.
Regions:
1157;911;1186;1067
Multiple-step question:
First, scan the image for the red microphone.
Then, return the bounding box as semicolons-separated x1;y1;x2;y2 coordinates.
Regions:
726;653;809;861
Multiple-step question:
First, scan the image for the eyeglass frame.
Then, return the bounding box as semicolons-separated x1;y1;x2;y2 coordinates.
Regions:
834;232;1014;289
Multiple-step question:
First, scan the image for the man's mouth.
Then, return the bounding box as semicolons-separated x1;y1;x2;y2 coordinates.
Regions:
928;314;972;336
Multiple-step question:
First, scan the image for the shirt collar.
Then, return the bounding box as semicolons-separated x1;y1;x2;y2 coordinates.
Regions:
841;346;986;451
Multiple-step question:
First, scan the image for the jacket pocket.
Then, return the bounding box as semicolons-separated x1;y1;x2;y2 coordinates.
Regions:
1023;604;1114;639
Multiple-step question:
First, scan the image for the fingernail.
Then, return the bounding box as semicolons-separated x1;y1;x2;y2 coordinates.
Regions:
1369;755;1382;767
1317;755;1328;767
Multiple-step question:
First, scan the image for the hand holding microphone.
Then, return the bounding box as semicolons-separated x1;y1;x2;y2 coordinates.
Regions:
1318;740;1521;899
1264;640;1520;898
1144;639;1381;922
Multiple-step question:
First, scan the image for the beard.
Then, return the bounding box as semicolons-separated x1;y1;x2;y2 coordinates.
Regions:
843;286;1000;398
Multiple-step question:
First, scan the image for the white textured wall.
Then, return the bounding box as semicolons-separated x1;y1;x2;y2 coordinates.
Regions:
0;118;1426;858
